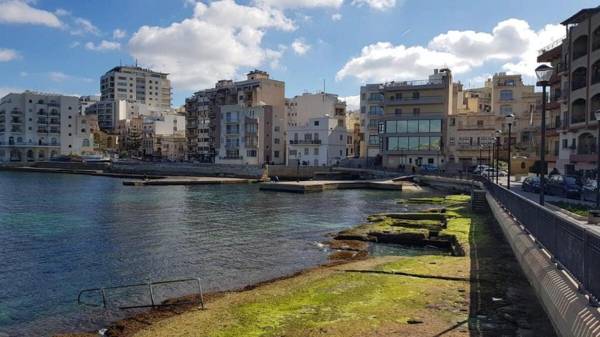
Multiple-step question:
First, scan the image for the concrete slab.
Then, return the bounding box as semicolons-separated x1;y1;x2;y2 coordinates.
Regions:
259;179;404;193
123;177;255;186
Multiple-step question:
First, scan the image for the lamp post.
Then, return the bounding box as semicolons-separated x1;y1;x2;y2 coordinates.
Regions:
505;114;515;189
495;130;502;185
488;141;492;167
536;64;554;206
594;109;600;209
296;152;302;182
491;138;495;181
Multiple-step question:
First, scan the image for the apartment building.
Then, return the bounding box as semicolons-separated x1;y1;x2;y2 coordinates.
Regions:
552;6;600;175
446;73;542;169
287;116;349;166
215;104;270;166
141;113;186;160
100;65;171;109
360;69;453;168
0;91;95;162
186;70;286;164
286;92;347;128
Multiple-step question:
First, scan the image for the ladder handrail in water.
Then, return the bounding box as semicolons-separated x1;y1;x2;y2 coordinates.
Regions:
77;277;204;310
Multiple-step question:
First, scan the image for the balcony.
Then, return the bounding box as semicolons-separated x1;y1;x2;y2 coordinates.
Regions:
570;154;596;163
383;78;444;89
37;111;48;116
49;119;60;125
37;128;49;133
49;110;60;116
47;102;60;107
384;96;443;105
38;118;48;124
290;139;322;145
11;109;23;115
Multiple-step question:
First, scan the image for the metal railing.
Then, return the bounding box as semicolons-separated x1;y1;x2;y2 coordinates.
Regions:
78;277;204;310
482;178;600;306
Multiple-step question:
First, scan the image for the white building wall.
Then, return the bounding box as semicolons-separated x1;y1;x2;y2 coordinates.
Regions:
287;117;349;166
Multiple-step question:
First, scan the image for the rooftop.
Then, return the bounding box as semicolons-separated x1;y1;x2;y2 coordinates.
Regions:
561;5;600;25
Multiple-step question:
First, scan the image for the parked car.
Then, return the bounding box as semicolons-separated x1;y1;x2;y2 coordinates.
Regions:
582;181;598;202
481;168;507;178
521;176;542;193
472;165;491;175
546;175;582;199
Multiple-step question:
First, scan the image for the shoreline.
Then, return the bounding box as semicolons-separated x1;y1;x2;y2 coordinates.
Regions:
55;257;366;337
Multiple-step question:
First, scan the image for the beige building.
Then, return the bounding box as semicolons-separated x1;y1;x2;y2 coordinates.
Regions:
360;69;453;169
186;70;286;164
552;6;600;175
446;73;542;170
0;91;95;162
285;92;347;128
215;104;270;166
141;113;186;161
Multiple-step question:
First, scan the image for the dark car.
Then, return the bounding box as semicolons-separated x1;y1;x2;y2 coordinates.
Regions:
522;176;542;193
582;181;598;202
546;175;582;199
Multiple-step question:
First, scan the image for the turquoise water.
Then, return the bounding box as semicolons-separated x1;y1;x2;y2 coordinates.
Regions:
0;171;430;336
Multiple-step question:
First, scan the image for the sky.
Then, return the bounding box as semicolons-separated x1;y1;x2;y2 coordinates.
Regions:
0;0;597;110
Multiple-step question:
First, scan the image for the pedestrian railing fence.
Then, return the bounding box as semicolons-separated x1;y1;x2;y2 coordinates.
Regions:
483;179;600;306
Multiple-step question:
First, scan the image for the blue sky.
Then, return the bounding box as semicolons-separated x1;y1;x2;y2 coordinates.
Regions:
0;0;597;109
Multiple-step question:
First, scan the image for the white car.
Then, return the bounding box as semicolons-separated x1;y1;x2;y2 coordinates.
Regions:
481;168;507;177
473;165;492;175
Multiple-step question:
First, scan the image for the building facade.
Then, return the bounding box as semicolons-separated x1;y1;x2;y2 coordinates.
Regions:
141;113;186;161
446;73;542;170
286;116;349;167
360;69;453;169
0;91;95;162
100;65;171;109
186;70;286;164
553;6;600;175
215;104;270;166
285;92;347;128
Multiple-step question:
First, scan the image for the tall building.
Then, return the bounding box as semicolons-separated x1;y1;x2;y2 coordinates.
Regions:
100;66;172;109
360;69;453;168
446;73;542;170
186;70;286;164
552;6;600;175
0;91;95;162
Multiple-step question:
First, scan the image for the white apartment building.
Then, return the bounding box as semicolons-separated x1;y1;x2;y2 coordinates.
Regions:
287;116;349;167
100;65;171;109
0;91;95;162
141;113;186;160
79;95;100;115
286;92;347;128
215;104;268;166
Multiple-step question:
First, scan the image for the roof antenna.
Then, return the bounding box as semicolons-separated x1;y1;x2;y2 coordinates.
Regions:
323;79;326;102
135;59;138;67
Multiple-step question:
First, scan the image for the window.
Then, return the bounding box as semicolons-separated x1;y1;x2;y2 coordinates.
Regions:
274;126;280;132
573;35;589;60
571;98;586;124
412;92;420;99
368;135;380;145
378;122;385;134
419;137;430;150
397;120;407;133
577;133;596;154
594;26;600;51
562;139;568;149
430;136;441;151
572;67;587;90
82;139;90;147
369;106;384;115
418;120;429;133
368;93;384;101
430;119;441;132
386;120;397;133
304;148;309;155
592;60;600;85
289;149;297;156
274;151;280;158
314;121;320;126
394;108;402;115
407;120;419;133
500;105;513;115
409;137;419;150
477;120;484;128
500;90;513;101
313;148;319;155
274;138;280;144
387;136;398;151
413;108;420;115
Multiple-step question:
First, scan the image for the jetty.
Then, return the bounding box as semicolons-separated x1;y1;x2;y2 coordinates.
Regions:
259;179;406;193
123;176;255;186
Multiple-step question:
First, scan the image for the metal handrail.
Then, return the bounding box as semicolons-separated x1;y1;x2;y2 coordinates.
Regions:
482;178;600;307
78;277;204;310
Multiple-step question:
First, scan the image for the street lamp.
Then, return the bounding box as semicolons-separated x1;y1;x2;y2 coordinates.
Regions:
479;144;483;166
495;129;502;184
490;135;495;181
536;64;554;205
595;109;600;209
296;152;302;182
505;114;515;189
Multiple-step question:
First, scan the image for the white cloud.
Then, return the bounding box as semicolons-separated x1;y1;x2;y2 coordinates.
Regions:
129;0;296;90
85;40;121;52
291;38;311;55
55;8;70;16
0;0;62;27
339;95;359;111
265;44;287;69
69;41;80;48
0;48;19;62
19;71;27;77
351;0;397;10
253;0;342;9
71;17;100;36
337;18;565;82
331;13;342;21
48;71;92;83
48;71;69;82
113;28;127;39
